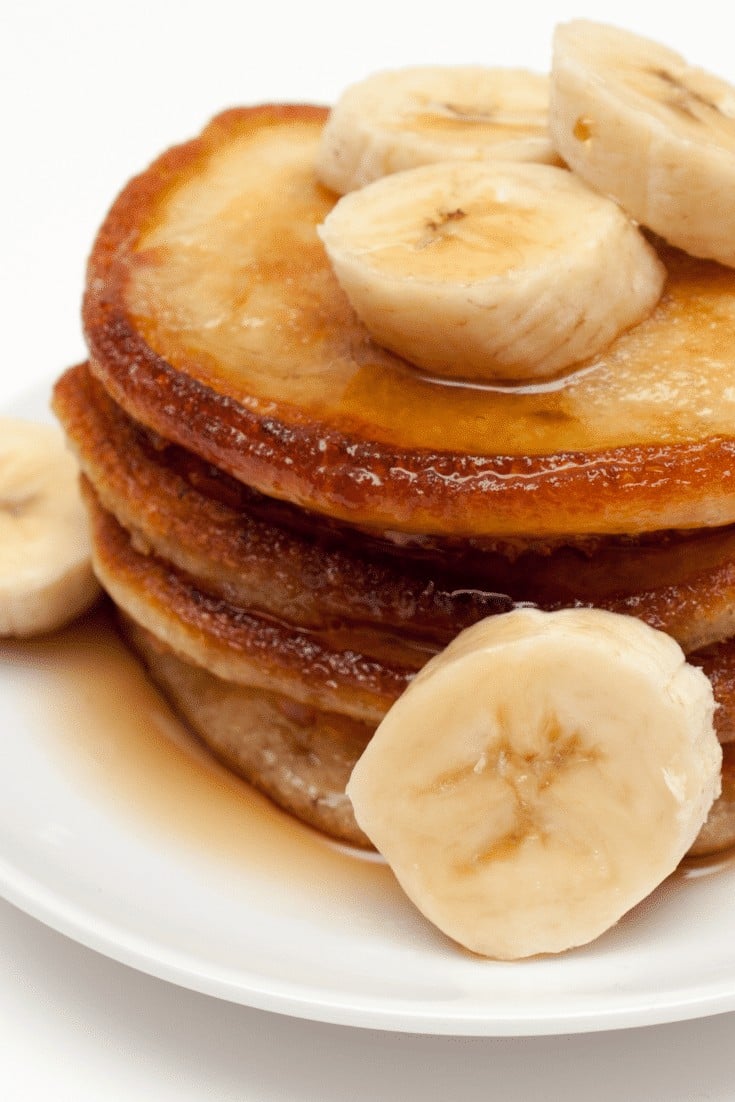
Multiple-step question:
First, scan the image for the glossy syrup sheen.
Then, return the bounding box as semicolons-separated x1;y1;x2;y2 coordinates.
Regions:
128;120;735;457
6;608;393;909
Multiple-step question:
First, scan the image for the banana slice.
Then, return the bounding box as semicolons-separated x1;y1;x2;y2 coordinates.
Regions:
550;21;735;267
347;608;721;959
0;418;100;637
317;66;558;195
318;160;665;383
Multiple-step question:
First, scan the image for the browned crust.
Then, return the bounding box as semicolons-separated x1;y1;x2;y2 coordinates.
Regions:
54;363;735;654
82;103;735;538
80;467;735;743
84;352;735;540
82;479;413;723
691;643;735;745
54;364;513;649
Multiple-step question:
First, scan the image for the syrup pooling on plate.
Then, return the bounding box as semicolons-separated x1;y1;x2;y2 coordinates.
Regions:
4;607;393;912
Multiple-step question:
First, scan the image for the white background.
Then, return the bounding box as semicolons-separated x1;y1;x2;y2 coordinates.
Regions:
3;1;735;1097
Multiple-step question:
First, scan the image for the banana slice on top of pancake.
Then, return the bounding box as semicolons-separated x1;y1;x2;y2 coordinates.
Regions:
550;20;735;267
347;608;721;959
316;66;558;195
318;160;665;383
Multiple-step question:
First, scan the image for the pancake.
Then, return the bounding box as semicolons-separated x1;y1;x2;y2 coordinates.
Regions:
83;481;412;725
55;362;735;655
121;617;373;848
70;409;735;849
83;104;735;538
80;472;735;746
123;610;735;856
54;365;513;663
73;391;735;858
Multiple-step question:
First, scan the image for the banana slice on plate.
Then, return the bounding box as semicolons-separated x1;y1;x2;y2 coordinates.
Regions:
0;418;100;637
316;66;558;195
318;160;665;383
347;608;721;959
550;21;735;267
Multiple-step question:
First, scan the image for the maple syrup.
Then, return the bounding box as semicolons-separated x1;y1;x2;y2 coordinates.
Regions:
5;606;392;903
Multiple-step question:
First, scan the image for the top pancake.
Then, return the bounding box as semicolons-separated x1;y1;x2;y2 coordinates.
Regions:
84;105;735;538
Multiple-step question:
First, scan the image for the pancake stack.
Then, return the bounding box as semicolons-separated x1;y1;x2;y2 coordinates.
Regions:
54;103;735;852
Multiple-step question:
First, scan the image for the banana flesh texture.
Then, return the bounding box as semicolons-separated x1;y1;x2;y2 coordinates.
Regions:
347;608;721;960
318;160;665;383
550;20;735;268
0;419;100;637
316;66;558;195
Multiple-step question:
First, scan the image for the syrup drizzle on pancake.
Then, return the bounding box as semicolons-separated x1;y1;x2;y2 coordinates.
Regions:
83;105;735;537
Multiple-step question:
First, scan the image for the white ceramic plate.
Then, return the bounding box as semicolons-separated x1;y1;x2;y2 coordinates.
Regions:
3;386;735;1037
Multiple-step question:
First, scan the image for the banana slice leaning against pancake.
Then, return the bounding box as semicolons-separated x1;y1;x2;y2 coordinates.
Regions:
347;608;722;959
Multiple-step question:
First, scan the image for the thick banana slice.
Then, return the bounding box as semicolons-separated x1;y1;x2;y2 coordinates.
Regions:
317;66;558;195
0;418;100;637
318;160;665;383
550;21;735;267
347;608;721;959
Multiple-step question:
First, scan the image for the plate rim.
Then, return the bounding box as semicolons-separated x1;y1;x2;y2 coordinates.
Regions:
4;848;735;1037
